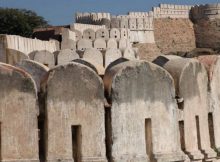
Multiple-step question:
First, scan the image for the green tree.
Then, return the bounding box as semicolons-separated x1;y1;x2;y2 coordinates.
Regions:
0;8;49;37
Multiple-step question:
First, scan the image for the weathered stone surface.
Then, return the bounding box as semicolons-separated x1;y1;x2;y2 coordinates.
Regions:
129;18;137;30
0;34;58;63
154;18;196;54
159;58;217;161
77;39;93;51
96;28;109;40
107;38;118;49
133;43;161;62
110;28;120;40
57;49;80;65
0;63;39;162
73;58;105;75
61;28;76;50
194;19;220;50
104;60;185;162
105;57;129;71
120;18;129;28
120;28;128;39
197;55;220;154
94;38;107;50
45;62;107;162
123;48;136;60
119;38;128;50
83;48;104;67
5;48;29;65
16;59;49;92
31;50;55;68
110;18;120;28
83;28;96;40
72;29;83;41
105;49;122;68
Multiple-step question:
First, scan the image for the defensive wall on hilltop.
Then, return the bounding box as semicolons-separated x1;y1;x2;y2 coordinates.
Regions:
191;4;220;20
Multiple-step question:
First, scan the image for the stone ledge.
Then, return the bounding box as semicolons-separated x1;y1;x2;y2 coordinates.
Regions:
186;150;204;160
154;151;186;162
1;160;39;162
46;157;107;162
112;154;148;162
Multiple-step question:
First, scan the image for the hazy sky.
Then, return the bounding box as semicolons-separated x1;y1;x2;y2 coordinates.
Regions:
0;0;218;25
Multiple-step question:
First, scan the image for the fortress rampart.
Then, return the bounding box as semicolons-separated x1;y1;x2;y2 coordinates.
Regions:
70;23;106;33
153;4;192;18
191;4;220;20
2;3;220;161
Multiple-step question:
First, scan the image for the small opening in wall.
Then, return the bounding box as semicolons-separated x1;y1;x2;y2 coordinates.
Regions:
38;120;45;162
72;125;82;162
115;36;117;38
179;121;186;152
195;116;202;150
145;118;153;161
43;63;48;67
89;36;92;39
208;113;216;149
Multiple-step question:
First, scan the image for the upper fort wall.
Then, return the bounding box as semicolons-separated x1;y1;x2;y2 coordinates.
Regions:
70;23;106;33
153;4;192;18
191;4;220;20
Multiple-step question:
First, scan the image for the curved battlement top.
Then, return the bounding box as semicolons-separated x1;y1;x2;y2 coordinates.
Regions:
76;12;111;21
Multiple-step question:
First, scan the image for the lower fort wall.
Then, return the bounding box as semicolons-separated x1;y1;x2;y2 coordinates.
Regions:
0;34;59;63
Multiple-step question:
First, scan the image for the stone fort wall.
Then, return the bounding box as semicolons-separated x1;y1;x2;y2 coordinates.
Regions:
0;34;59;63
191;4;220;50
191;4;220;20
1;50;220;161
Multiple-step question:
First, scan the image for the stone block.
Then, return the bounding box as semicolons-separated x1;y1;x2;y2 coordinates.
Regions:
96;28;109;40
83;29;96;40
77;39;93;51
107;38;118;49
110;28;121;40
16;59;49;92
45;62;107;162
158;58;217;161
83;48;104;67
120;28;128;39
31;50;55;68
0;63;39;162
105;49;122;68
103;60;185;162
57;49;80;65
5;48;29;65
123;48;136;60
94;38;107;50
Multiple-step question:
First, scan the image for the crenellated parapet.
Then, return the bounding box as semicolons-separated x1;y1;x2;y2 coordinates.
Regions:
191;4;220;20
75;12;111;26
128;11;153;18
153;4;192;18
70;23;106;33
110;16;154;31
